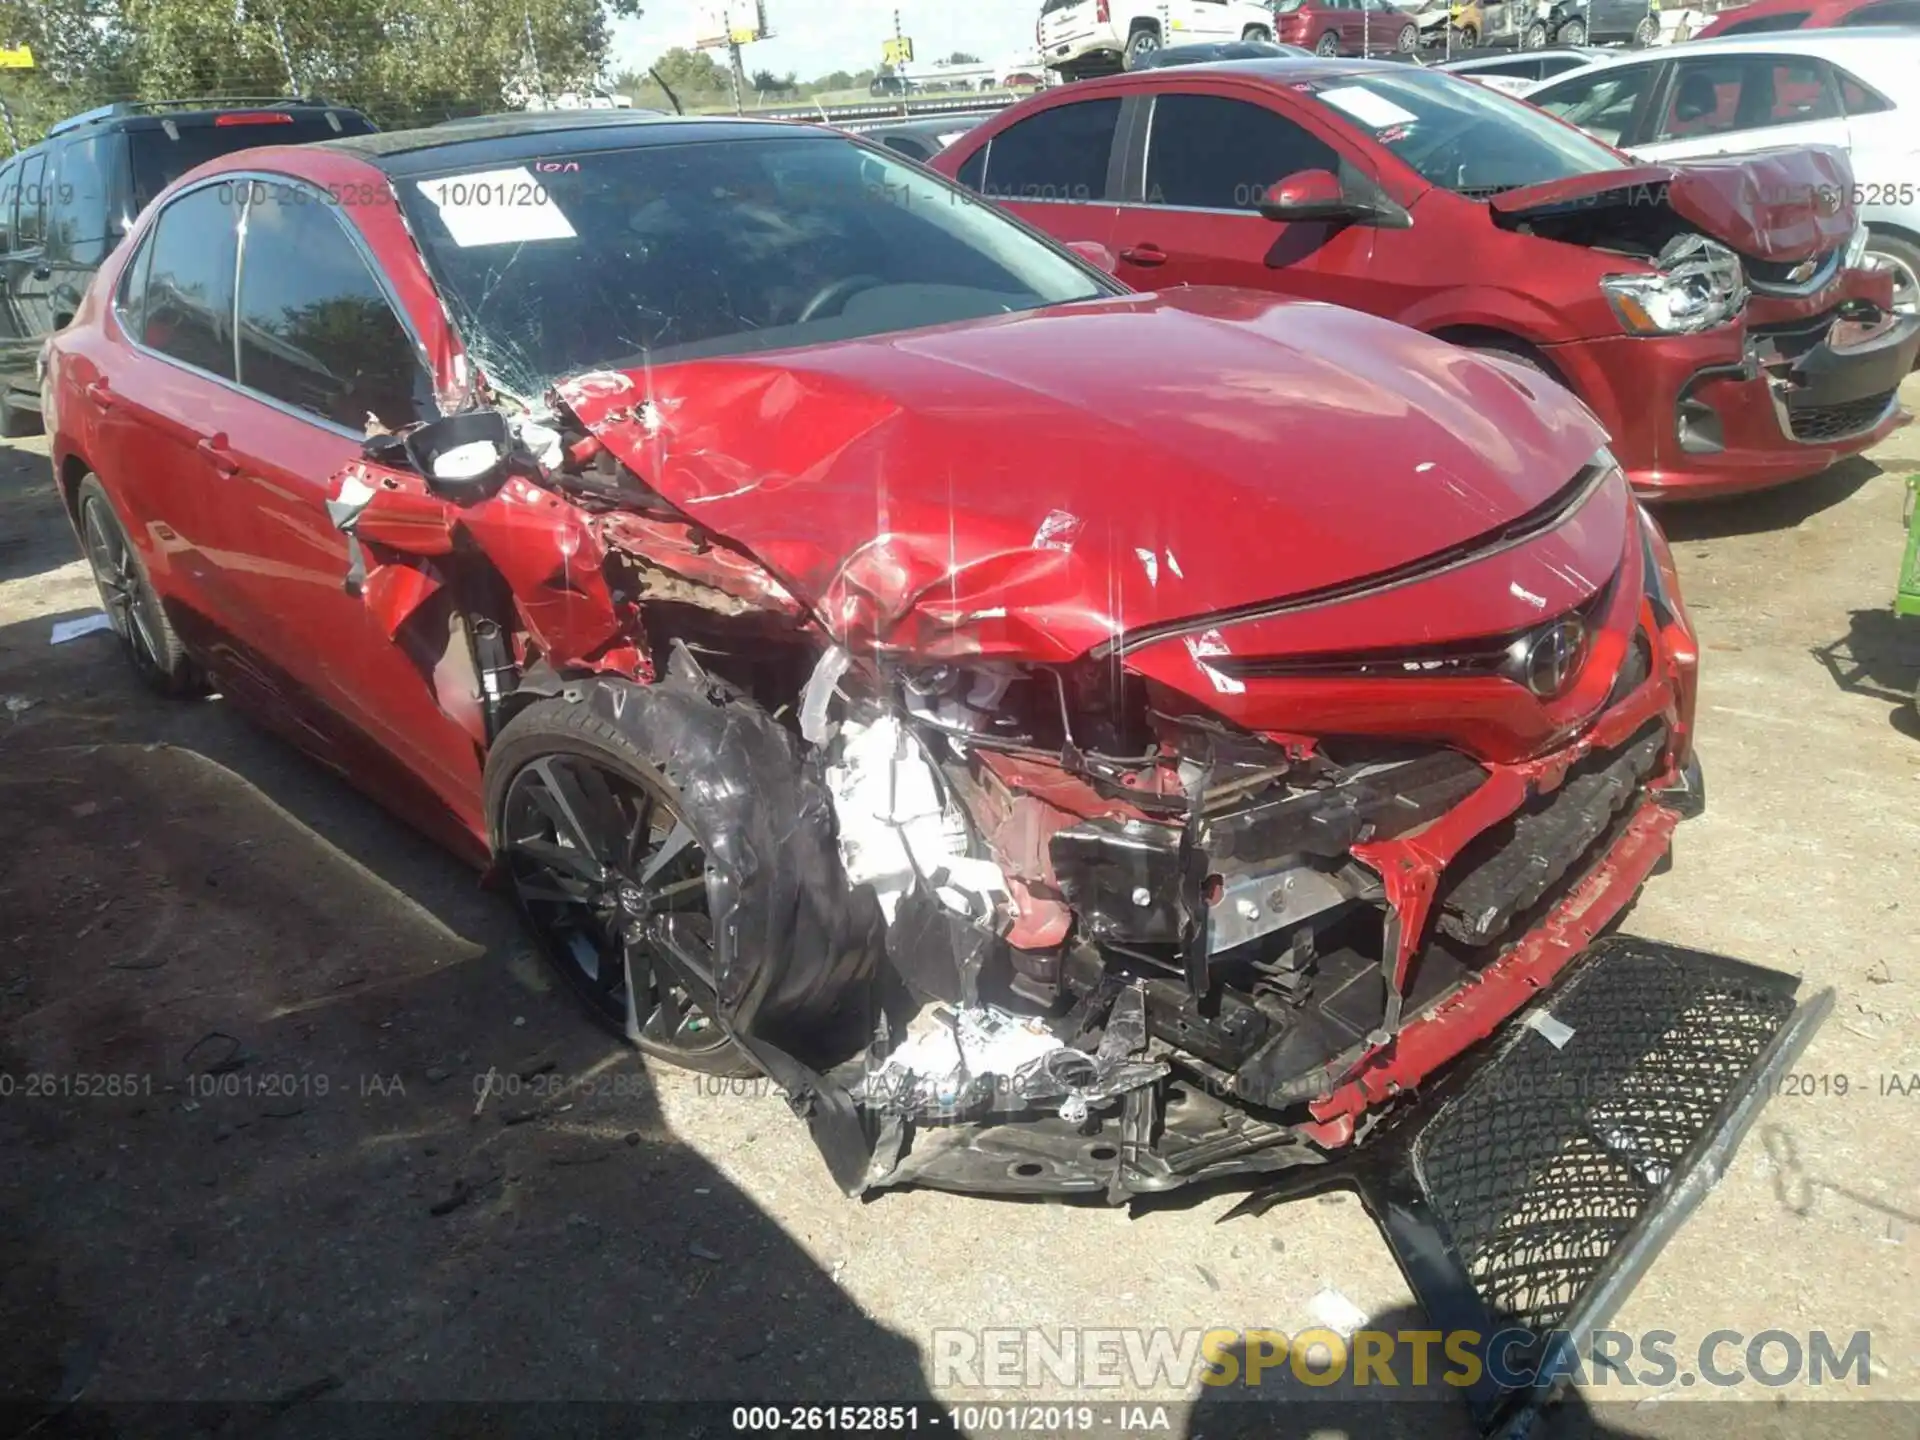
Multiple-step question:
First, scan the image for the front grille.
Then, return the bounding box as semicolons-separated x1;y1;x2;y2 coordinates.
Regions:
1412;939;1803;1334
1435;726;1665;948
1787;389;1895;442
1214;573;1616;685
1745;247;1838;296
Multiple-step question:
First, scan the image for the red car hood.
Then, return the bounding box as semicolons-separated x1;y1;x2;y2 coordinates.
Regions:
561;288;1609;661
1488;148;1855;262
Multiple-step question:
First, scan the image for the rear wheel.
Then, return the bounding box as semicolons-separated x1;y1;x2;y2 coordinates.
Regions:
1632;13;1658;43
1455;22;1480;42
1243;23;1273;40
1865;230;1920;317
1315;29;1341;53
488;698;753;1076
1123;25;1162;67
1396;21;1419;49
75;475;200;697
1522;18;1549;45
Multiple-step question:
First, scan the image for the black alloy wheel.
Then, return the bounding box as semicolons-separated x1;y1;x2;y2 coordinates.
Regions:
498;749;747;1073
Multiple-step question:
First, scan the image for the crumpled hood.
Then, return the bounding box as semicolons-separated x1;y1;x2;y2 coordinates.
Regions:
1489;148;1855;262
560;287;1608;661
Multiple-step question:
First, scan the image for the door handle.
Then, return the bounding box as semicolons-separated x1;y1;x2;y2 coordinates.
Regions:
1119;243;1168;267
84;378;114;411
196;433;241;477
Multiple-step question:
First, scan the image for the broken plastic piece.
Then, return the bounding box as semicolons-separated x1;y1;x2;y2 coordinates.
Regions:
799;645;851;746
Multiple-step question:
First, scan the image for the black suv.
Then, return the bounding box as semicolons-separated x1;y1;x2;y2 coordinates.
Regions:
0;97;376;435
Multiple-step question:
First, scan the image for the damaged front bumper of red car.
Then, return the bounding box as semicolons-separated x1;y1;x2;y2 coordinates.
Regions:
320;366;1831;1433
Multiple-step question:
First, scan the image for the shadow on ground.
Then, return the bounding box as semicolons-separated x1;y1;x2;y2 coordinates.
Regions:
1810;606;1920;737
0;596;933;1419
1655;458;1878;544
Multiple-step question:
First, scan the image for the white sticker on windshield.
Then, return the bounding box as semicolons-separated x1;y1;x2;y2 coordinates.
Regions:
1315;85;1419;130
415;166;577;247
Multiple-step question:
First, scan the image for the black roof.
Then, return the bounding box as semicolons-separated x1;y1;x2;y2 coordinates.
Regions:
39;97;371;143
323;113;822;177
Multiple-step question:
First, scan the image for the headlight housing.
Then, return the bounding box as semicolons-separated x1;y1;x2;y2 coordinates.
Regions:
1845;219;1871;271
1603;235;1746;336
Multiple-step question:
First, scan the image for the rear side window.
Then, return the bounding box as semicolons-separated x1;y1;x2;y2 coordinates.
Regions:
1145;94;1339;209
115;228;156;333
235;182;432;432
1652;55;1837;141
15;152;46;248
141;184;241;379
1718;11;1809;30
1836;67;1894;113
978;98;1120;202
1843;0;1920;17
127;112;374;213
48;135;119;261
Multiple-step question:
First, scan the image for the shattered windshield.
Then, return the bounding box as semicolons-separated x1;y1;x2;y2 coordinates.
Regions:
1301;68;1630;197
398;132;1115;400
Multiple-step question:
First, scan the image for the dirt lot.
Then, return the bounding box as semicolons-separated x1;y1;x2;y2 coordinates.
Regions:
3;387;1919;1435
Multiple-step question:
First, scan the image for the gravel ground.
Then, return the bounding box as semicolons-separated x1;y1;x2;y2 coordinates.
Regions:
3;384;1918;1436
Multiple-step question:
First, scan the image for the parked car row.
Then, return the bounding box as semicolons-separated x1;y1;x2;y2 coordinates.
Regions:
931;54;1916;499
1035;0;1920;79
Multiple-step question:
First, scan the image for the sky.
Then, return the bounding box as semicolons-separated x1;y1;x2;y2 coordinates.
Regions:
611;1;1046;80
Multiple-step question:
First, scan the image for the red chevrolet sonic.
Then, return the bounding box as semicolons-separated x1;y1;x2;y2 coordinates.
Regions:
932;58;1920;499
45;115;1715;1208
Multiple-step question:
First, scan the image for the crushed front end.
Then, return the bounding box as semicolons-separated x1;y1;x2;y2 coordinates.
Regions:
784;453;1718;1201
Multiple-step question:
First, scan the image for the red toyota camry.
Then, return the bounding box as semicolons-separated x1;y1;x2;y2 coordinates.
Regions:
45;116;1835;1418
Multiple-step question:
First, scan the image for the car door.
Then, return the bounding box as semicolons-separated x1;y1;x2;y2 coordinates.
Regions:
1112;88;1386;306
1191;0;1242;40
957;95;1123;254
39;134;119;344
1631;52;1849;163
0;157;23;402
0;151;52;400
1527;58;1664;148
221;176;484;816
92;182;294;713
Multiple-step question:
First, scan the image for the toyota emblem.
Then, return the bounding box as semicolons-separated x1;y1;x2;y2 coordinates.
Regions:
1517;618;1589;699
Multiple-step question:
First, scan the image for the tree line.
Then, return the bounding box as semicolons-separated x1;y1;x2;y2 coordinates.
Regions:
0;0;641;146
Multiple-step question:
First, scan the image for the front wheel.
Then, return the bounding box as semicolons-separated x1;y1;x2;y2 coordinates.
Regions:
1864;230;1920;317
1632;13;1658;43
487;699;753;1076
1557;16;1589;43
1454;22;1480;42
1123;26;1162;67
1316;29;1341;53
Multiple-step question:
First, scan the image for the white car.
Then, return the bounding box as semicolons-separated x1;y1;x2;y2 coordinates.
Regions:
1038;0;1278;76
1525;28;1920;311
1435;46;1612;93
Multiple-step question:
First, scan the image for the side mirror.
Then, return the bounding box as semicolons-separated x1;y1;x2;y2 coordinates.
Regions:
1258;169;1374;225
1064;239;1118;274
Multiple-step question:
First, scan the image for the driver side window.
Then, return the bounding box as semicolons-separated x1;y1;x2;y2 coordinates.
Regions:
1143;94;1340;210
1532;64;1656;147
